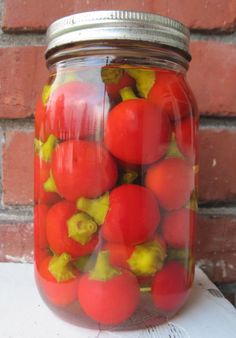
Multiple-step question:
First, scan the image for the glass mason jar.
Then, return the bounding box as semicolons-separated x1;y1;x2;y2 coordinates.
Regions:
34;11;198;330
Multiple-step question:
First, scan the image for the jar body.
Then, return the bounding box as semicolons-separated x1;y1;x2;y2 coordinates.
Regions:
34;45;198;330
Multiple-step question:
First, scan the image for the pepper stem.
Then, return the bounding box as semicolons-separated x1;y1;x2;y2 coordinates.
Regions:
121;170;138;184
48;253;76;282
89;251;121;281
120;87;137;101
73;255;96;273
125;68;155;98
34;138;43;154
140;287;152;293
42;84;51;105
165;132;185;159
186;189;198;211
43;171;58;193
101;67;123;84
67;212;98;245
128;239;166;277
76;193;109;225
35;134;58;162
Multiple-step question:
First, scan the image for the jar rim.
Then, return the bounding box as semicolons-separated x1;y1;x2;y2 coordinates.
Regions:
46;10;191;61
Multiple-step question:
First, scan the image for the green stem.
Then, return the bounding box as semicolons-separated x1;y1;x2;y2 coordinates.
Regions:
128;239;166;277
34;138;43;154
101;67;123;84
67;212;98;245
140;287;151;293
35;134;58;162
120;87;137;101
165;132;185;159
73;255;95;273
42;84;51;106
43;171;58;193
125;68;155;98
186;189;198;211
76;193;109;225
48;253;76;282
121;170;138;184
89;251;121;281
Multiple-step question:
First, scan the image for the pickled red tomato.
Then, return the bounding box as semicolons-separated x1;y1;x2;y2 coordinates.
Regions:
102;184;160;246
175;116;197;164
45;81;104;140
35;97;47;141
34;155;60;205
34;204;49;250
46;201;98;258
34;204;49;265
38;256;78;307
148;71;192;121
105;98;171;164
51;140;118;201
77;251;140;325
152;261;190;312
162;208;196;249
145;157;194;210
103;242;133;270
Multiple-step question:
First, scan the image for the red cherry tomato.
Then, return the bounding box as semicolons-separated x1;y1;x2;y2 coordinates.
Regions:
34;204;49;249
45;81;103;140
145;158;194;210
77;267;140;325
102;184;160;246
51;140;118;201
103;242;133;270
34;155;60;205
152;261;190;312
37;256;78;307
46;201;98;258
34;204;49;265
105;98;171;164
106;72;135;101
162;208;196;249
148;71;192;121
175;116;197;164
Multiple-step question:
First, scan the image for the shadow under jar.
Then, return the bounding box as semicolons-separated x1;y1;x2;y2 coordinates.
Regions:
34;10;198;331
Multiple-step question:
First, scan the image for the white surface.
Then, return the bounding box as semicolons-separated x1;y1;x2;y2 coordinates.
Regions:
0;263;235;338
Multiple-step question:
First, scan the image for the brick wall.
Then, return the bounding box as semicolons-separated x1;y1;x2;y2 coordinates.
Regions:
0;0;236;304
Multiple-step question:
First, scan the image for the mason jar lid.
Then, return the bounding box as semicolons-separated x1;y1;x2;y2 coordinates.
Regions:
46;10;191;60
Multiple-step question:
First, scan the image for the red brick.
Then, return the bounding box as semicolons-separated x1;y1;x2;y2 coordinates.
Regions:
197;214;236;254
2;0;154;32
2;0;236;32
188;41;236;116
0;223;33;263
196;214;236;283
3;131;34;205
153;0;236;31
197;252;236;283
198;128;236;202
0;47;47;118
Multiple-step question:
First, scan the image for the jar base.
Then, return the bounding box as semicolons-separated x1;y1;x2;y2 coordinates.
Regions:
38;286;185;331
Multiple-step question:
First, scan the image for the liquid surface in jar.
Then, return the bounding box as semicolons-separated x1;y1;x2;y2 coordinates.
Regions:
34;62;198;330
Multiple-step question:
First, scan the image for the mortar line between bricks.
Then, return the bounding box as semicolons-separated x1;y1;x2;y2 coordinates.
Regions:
200;117;236;128
199;206;236;216
1;117;236;131
1;205;236;224
0;119;34;131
